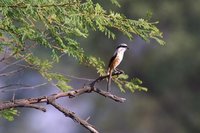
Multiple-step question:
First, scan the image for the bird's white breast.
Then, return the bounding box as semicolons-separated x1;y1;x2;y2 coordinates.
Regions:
113;47;126;68
116;47;126;61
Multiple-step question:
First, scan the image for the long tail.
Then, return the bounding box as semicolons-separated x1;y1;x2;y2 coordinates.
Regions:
107;69;113;92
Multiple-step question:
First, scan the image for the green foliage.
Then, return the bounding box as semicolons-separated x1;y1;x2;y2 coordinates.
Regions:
25;55;72;91
0;108;19;121
110;0;121;7
0;0;165;122
0;0;165;97
125;78;148;92
84;56;105;75
26;54;53;71
56;80;72;92
43;72;72;91
114;74;148;92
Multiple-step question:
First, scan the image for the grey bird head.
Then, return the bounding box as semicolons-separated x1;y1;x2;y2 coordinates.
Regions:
116;43;129;49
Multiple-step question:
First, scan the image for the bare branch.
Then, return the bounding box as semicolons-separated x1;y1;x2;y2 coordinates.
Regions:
17;103;46;112
0;47;8;62
0;67;25;77
0;72;125;133
0;54;31;73
93;87;126;103
0;86;126;112
47;97;99;133
1;82;48;92
0;83;30;90
65;74;94;81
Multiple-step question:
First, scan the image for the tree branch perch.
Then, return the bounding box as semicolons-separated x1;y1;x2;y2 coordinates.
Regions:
0;72;125;133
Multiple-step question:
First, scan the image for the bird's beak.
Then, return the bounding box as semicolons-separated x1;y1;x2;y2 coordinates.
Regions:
127;47;129;49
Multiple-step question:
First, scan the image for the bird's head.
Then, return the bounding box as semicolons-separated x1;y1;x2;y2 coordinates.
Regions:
116;43;129;50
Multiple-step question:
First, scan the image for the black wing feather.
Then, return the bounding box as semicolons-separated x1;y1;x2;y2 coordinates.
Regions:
108;52;117;68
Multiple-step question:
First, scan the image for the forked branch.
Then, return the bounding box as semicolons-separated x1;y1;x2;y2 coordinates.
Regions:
0;72;125;133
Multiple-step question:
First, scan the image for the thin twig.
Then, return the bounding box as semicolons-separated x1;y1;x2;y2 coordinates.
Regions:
18;104;46;112
0;47;8;62
93;87;126;103
0;54;31;73
16;64;36;69
0;67;25;77
1;82;48;92
0;83;30;90
65;74;94;81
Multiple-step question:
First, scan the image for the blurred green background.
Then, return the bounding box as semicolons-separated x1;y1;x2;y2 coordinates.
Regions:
1;0;200;133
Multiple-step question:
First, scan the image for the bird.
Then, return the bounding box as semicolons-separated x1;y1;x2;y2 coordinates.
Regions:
107;43;129;92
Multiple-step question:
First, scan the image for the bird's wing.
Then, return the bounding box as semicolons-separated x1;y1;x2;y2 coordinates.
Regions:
108;52;117;69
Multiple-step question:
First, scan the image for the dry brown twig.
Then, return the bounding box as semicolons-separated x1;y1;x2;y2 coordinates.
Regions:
0;71;126;133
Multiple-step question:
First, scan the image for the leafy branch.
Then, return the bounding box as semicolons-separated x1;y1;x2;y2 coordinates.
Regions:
0;0;165;132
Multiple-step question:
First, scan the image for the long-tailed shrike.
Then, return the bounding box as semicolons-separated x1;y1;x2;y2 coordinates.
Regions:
107;43;128;91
